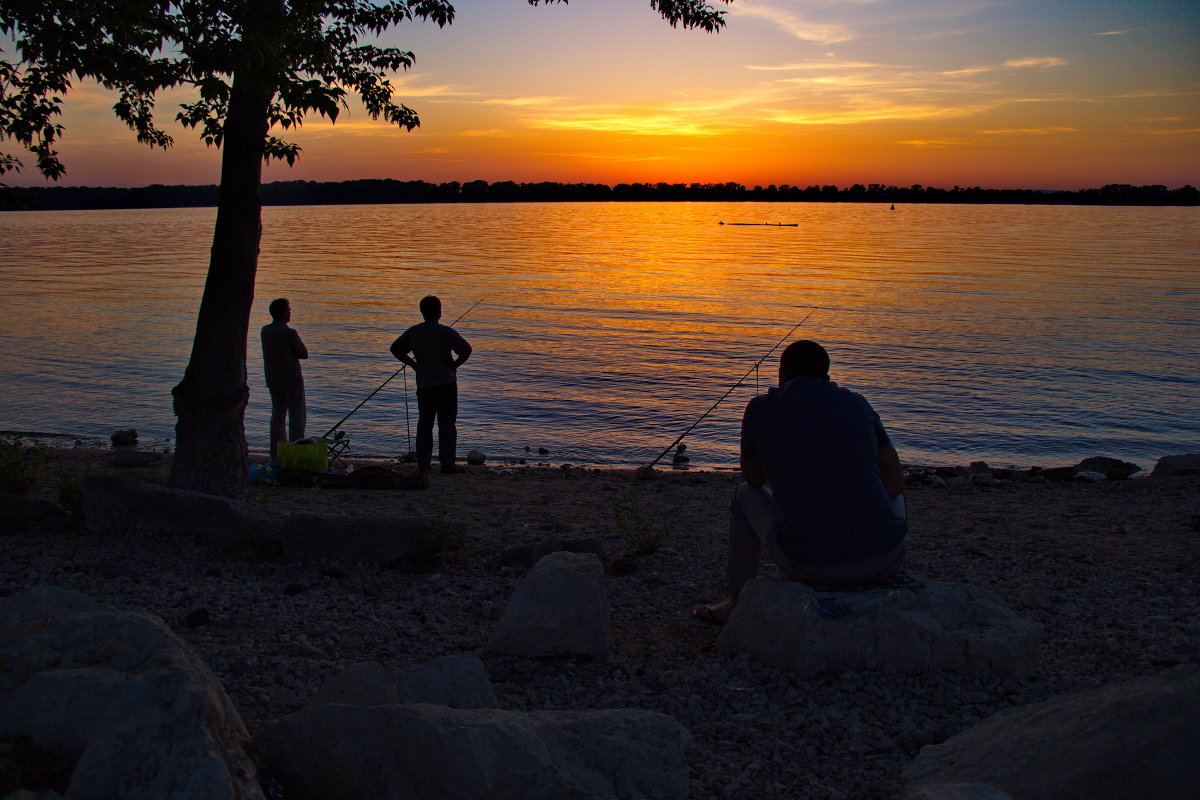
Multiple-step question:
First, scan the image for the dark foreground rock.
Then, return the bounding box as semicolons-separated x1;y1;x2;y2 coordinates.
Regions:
0;587;262;800
109;428;137;447
83;473;281;547
904;664;1200;800
0;495;72;533
304;653;499;710
1151;453;1200;477
254;704;690;800
1073;456;1140;480
716;579;1041;681
83;474;456;568
488;551;610;657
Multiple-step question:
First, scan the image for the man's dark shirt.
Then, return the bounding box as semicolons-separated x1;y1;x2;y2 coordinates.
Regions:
261;320;306;392
741;376;906;568
392;321;470;389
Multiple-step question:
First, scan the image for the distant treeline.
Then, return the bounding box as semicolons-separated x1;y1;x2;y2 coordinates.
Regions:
4;179;1197;211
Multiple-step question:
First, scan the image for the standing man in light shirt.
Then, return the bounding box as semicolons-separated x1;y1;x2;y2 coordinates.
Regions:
261;297;308;458
390;295;473;473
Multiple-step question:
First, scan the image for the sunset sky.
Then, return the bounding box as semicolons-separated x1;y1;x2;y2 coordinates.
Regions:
5;0;1199;190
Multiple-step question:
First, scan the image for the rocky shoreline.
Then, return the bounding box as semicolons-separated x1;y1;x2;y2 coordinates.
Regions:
2;446;1199;798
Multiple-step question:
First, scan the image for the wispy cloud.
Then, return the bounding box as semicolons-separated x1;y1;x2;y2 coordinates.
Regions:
896;139;970;148
1093;29;1133;36
531;110;735;137
729;2;856;44
1109;89;1195;99
390;81;481;100
289;119;419;136
497;89;776;137
905;26;990;42
766;99;1001;126
480;96;568;107
942;56;1067;76
981;127;1078;135
746;59;889;72
1005;57;1068;69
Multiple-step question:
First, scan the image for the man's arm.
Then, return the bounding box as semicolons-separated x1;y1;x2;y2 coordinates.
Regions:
878;443;904;500
741;449;767;488
450;339;472;370
739;400;767;487
389;334;418;371
291;330;308;360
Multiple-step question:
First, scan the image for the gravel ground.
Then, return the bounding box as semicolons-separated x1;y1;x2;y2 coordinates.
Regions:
3;450;1199;799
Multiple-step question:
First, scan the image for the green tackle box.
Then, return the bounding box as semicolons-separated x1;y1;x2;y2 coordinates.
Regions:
277;439;328;472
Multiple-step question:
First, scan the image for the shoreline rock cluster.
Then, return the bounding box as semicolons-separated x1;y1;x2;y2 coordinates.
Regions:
904;453;1200;490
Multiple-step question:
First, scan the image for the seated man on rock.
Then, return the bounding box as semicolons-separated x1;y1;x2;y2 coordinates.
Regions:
693;340;907;624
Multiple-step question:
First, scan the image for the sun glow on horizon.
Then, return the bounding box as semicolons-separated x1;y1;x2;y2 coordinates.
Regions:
4;0;1197;190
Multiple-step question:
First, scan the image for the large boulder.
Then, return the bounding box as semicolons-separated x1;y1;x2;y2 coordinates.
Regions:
304;653;499;710
0;587;263;800
302;661;402;708
1151;454;1200;478
1073;456;1140;480
716;580;1041;681
110;429;138;447
0;495;72;533
904;665;1200;800
402;653;499;709
487;552;609;657
83;473;281;547
281;514;459;567
253;704;689;800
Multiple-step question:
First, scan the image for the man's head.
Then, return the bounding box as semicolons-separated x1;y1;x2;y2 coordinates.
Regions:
419;295;441;322
779;340;830;383
268;298;291;323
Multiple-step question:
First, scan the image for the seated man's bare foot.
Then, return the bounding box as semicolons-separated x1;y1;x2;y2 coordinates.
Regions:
690;598;736;625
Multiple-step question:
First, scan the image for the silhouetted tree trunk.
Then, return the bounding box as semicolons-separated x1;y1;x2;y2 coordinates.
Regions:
167;1;281;498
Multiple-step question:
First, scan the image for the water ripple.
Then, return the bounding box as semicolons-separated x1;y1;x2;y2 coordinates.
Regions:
2;202;1198;471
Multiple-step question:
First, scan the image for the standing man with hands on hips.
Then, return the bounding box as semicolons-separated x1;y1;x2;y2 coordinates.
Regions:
390;295;473;474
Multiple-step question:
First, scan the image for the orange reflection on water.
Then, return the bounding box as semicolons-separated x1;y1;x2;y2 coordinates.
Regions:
2;202;1197;469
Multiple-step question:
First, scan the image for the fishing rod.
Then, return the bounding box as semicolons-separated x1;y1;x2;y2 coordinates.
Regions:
644;306;820;469
402;365;412;454
320;295;488;440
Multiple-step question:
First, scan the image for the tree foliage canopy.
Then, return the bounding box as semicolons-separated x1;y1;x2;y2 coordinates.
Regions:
1;0;730;181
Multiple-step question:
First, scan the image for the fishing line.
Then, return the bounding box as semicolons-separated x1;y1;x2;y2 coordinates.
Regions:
644;306;820;469
320;295;488;440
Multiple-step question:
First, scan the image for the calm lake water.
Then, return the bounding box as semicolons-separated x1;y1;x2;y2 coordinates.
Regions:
1;202;1197;471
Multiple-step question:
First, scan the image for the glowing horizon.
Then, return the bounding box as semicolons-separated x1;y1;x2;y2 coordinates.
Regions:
4;0;1198;191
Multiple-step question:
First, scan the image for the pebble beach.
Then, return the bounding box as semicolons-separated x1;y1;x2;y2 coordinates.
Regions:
4;447;1199;799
